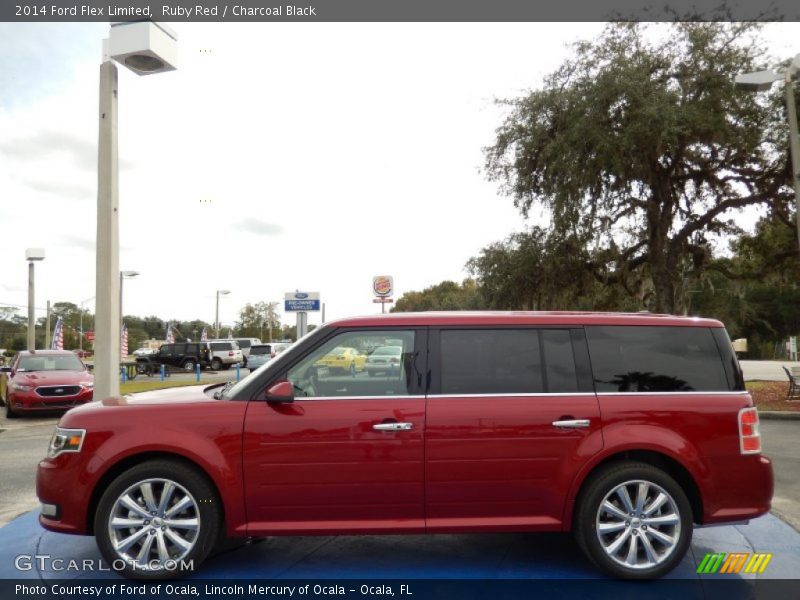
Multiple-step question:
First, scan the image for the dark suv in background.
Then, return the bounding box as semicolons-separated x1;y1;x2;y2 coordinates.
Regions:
135;342;210;373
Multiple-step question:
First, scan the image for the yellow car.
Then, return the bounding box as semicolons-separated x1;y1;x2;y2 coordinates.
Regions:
314;347;366;374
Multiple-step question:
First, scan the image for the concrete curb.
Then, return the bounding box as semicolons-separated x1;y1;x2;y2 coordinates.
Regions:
760;411;800;420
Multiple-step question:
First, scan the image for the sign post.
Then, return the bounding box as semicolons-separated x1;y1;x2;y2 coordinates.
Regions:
284;292;321;339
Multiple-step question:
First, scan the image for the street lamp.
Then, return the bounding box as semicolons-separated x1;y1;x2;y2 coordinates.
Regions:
94;22;177;401
119;270;140;325
735;55;800;252
25;248;45;351
215;290;230;339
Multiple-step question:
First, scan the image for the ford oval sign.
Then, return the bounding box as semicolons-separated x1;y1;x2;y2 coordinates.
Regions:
295;293;309;299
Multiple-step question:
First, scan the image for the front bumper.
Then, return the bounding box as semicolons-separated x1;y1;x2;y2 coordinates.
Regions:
9;389;93;413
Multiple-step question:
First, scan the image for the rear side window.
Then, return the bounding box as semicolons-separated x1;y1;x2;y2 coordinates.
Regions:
586;326;730;392
238;340;252;349
439;329;581;394
210;343;231;351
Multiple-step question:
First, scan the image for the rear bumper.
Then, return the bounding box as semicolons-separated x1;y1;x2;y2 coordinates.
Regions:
702;454;773;524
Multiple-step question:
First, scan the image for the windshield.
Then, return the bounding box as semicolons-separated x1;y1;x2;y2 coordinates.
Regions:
18;354;84;372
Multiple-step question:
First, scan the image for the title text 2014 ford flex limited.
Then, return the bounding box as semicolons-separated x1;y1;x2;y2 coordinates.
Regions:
37;312;773;580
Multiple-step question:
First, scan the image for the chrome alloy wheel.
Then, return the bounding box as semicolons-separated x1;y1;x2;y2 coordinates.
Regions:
595;479;681;570
107;478;201;570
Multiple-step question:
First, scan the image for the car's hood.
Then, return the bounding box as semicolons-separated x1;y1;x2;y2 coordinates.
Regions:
16;370;91;386
111;384;217;405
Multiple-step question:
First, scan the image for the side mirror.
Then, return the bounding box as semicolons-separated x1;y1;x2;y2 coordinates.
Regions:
265;379;294;403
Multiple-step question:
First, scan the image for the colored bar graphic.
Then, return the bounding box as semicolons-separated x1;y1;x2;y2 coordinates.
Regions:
697;552;773;574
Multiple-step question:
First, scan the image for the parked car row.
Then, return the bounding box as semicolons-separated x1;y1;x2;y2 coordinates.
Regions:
135;340;244;373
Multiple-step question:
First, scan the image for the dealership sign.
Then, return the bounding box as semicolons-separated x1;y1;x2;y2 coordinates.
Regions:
285;291;321;312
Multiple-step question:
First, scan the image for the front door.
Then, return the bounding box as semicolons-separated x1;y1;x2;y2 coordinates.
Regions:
242;328;427;534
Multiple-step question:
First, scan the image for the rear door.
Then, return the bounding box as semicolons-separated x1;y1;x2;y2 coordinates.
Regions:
242;328;427;534
425;327;602;531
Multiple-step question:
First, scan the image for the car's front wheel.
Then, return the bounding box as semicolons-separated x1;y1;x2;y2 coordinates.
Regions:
574;462;692;580
94;459;221;580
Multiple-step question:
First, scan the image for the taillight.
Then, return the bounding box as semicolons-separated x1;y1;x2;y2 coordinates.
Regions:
738;407;761;454
271;352;276;358
228;351;234;356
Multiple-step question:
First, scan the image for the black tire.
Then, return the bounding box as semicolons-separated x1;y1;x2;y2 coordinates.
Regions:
136;362;148;375
94;459;221;580
6;401;18;419
210;358;222;371
573;461;693;580
181;360;196;372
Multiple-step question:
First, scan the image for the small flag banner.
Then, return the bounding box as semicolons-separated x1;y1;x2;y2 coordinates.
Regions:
201;327;208;341
51;317;64;350
121;322;128;359
166;323;175;343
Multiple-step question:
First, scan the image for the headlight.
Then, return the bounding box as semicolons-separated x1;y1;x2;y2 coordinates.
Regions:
10;382;33;392
80;381;94;388
47;428;86;458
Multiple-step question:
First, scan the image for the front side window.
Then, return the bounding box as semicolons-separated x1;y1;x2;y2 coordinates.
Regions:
586;326;730;392
287;330;417;398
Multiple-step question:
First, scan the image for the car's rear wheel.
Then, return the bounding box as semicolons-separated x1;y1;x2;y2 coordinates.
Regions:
210;358;222;371
181;360;196;372
94;459;221;580
574;462;692;580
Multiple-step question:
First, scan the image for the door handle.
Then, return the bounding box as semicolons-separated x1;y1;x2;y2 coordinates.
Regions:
552;419;591;429
373;422;414;431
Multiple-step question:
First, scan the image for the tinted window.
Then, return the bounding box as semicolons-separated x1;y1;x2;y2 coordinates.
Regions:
440;329;543;394
586;326;730;392
250;345;271;355
186;344;199;354
238;340;252;349
210;343;231;351
542;329;578;393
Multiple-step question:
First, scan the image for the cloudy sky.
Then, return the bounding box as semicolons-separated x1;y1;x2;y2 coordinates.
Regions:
1;22;798;330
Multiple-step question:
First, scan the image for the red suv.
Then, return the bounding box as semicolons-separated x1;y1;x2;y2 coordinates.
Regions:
36;312;773;580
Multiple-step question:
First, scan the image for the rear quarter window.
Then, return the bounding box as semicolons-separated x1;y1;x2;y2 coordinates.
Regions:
586;326;731;392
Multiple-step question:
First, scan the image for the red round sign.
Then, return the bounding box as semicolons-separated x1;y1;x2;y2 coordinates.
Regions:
373;276;393;297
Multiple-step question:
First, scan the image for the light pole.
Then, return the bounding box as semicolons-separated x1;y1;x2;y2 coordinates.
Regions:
25;248;45;351
736;56;800;252
119;270;140;325
79;295;95;353
215;290;230;339
94;22;177;400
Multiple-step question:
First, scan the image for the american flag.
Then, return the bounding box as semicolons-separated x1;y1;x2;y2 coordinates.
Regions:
121;322;128;359
200;327;208;341
166;323;175;343
228;329;233;339
51;317;64;350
